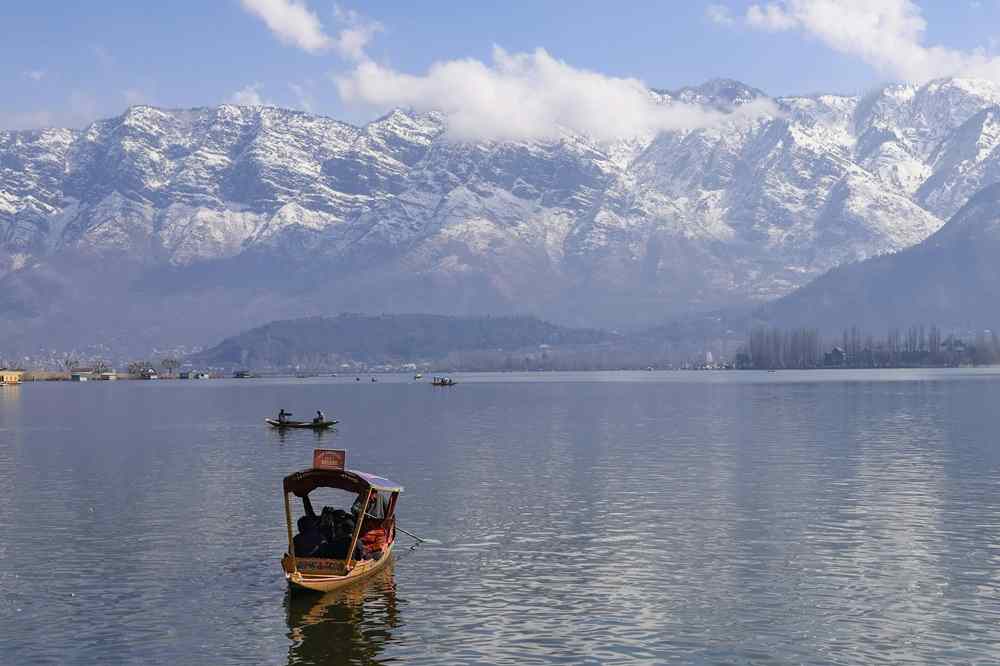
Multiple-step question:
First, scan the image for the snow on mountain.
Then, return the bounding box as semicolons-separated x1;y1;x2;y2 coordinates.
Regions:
760;182;1000;332
5;77;1000;350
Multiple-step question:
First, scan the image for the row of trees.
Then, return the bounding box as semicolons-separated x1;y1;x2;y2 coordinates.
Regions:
45;357;182;376
738;325;1000;369
126;358;181;377
741;327;823;369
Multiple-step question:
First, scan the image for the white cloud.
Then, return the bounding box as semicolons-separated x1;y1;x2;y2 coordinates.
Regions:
746;3;798;30
0;110;58;131
332;4;383;61
744;1;1000;83
91;44;115;71
0;91;102;131
335;47;777;142
240;0;331;53
123;89;150;106
288;82;315;111
231;83;266;106
22;69;46;82
706;4;736;27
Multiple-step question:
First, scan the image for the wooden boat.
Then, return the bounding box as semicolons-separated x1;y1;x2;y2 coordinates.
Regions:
281;449;403;592
266;418;339;430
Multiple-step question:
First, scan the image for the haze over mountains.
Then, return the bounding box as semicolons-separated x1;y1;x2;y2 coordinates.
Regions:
5;76;1000;353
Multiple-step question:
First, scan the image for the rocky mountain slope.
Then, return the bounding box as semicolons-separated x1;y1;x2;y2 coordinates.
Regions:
758;182;1000;332
4;77;1000;352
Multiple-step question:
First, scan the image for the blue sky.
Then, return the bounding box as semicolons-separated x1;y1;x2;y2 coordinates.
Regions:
2;1;999;132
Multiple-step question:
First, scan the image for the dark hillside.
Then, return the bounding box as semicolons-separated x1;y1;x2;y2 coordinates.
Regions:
191;313;616;368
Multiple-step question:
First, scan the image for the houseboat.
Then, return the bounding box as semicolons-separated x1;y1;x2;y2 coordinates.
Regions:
0;369;24;385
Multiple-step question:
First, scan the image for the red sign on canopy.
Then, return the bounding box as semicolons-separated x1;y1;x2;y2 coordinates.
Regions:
313;449;345;470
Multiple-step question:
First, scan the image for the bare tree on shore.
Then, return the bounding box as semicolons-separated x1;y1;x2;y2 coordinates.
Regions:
160;357;180;378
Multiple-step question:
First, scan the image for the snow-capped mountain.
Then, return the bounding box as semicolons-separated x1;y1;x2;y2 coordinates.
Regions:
4;77;1000;351
759;181;1000;332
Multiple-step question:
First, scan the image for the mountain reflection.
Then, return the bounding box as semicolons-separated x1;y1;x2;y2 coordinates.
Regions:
284;563;400;666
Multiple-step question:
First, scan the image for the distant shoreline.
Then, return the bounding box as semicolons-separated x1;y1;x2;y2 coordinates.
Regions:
10;365;998;383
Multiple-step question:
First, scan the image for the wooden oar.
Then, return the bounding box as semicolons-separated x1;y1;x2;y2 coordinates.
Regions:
365;513;436;544
396;525;437;543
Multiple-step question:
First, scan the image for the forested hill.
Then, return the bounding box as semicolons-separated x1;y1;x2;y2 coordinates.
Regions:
190;314;616;368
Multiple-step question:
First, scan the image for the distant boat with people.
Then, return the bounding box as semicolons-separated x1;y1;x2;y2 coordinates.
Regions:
266;418;338;430
431;376;456;386
267;408;337;430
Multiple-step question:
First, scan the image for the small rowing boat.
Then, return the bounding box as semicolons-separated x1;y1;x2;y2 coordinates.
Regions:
281;449;403;592
266;419;338;430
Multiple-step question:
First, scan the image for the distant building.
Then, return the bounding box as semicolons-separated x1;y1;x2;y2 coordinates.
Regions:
1;369;25;385
179;371;191;380
99;371;118;381
824;347;847;367
70;371;90;382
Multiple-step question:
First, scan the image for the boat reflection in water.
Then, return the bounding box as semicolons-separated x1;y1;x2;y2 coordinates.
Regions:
284;563;400;665
272;427;331;445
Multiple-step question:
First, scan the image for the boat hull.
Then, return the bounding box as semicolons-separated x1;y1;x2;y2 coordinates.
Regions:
282;543;395;592
266;419;338;430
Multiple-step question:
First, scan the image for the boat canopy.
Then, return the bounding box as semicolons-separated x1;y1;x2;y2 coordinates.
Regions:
283;468;404;497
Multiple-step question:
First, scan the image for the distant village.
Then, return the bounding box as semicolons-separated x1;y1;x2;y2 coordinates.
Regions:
2;323;998;385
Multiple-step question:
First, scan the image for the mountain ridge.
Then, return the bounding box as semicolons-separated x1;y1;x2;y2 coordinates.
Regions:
5;77;1000;353
757;181;1000;332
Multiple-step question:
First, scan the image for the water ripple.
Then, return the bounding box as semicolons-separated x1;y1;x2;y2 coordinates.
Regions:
2;375;1000;663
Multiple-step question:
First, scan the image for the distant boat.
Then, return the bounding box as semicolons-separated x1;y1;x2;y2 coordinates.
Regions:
431;376;456;386
413;373;423;380
266;418;338;430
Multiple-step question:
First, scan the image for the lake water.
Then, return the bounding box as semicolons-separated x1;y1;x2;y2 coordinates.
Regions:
2;370;1000;665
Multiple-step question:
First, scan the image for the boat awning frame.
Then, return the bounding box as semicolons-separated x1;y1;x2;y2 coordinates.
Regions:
283;468;404;497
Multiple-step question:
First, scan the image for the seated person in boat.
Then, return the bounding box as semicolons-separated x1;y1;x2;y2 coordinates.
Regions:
313;410;325;424
294;499;368;560
293;515;323;557
351;491;393;554
278;408;291;424
351;490;390;520
316;507;365;560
